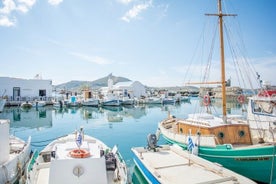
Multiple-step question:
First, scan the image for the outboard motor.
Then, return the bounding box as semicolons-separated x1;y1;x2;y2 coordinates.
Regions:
105;152;116;171
147;133;158;151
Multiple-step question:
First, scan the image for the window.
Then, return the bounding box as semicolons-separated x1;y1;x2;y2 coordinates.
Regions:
39;90;46;96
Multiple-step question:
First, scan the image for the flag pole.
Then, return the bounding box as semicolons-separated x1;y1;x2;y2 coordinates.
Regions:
188;129;192;166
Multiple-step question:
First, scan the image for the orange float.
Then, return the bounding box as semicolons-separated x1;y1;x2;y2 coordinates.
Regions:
237;94;245;104
203;95;211;106
69;149;91;158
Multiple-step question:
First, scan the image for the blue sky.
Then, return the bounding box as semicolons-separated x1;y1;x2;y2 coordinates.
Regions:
0;0;275;87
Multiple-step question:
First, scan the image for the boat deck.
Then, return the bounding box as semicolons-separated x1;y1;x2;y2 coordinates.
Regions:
37;167;49;184
28;133;128;184
132;145;256;184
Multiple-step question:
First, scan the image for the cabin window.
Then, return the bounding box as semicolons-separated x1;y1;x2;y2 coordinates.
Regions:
218;132;224;139
253;100;275;115
180;128;183;133
238;130;245;137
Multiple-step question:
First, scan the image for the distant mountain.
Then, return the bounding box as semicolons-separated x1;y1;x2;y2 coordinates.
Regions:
54;74;131;91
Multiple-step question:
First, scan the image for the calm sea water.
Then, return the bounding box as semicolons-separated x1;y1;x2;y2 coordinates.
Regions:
0;97;245;183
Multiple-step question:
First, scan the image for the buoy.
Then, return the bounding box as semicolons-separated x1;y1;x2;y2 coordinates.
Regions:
237;94;245;104
69;149;90;158
203;95;211;106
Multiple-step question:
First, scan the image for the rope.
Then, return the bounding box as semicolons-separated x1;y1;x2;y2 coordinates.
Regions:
31;143;51;147
31;135;66;144
202;20;217;84
221;12;260;91
30;134;68;147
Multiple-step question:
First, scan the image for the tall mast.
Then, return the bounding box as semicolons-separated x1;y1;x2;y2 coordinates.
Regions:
205;0;236;123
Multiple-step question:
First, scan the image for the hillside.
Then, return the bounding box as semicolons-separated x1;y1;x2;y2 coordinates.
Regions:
54;73;131;91
53;73;200;93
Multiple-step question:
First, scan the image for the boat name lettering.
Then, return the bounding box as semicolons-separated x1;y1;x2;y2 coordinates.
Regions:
235;157;270;161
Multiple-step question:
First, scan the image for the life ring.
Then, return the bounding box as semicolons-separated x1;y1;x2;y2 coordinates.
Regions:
203;95;211;106
237;94;245;104
69;149;90;158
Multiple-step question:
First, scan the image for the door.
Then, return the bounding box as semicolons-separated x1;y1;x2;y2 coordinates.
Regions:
13;87;20;101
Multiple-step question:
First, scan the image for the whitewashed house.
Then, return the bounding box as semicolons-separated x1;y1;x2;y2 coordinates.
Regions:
0;77;52;102
113;81;146;98
100;80;146;98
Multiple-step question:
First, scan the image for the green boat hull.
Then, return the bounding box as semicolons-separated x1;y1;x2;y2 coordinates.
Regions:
132;165;149;184
162;135;276;184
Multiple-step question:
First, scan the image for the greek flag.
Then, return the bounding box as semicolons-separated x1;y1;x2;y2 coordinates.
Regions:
187;136;194;151
76;132;82;147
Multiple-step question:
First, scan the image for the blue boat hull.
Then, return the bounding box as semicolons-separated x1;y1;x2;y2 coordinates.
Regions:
132;151;160;184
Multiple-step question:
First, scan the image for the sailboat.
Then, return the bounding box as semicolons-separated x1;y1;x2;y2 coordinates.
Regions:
158;1;276;183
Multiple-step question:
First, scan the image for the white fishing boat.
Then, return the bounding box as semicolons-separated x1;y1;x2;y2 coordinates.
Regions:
21;101;33;109
132;134;256;184
161;97;176;105
81;98;100;107
53;100;64;109
66;96;80;107
120;96;135;106
160;93;176;105
0;119;32;184
33;100;47;108
144;97;162;104
26;128;128;184
81;89;100;107
102;93;122;106
247;82;276;143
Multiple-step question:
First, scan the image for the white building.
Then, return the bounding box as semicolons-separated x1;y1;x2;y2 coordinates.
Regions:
100;80;146;98
0;77;52;101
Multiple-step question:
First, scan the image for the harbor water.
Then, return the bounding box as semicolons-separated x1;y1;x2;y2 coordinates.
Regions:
0;97;245;183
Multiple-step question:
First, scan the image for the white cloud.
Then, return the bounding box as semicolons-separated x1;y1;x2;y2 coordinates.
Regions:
0;15;16;27
16;5;29;13
0;0;36;27
121;0;152;22
17;0;36;13
70;52;112;65
18;0;36;8
0;0;16;14
48;0;63;6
